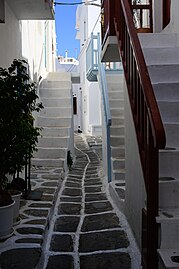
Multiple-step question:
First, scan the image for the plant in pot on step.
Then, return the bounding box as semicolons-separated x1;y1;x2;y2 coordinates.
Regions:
0;59;43;237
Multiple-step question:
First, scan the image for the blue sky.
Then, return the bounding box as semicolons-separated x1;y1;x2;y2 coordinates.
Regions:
55;2;80;58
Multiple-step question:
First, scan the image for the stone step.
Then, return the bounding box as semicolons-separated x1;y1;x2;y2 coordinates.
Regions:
112;169;125;181
39;87;71;98
109;99;124;109
46;72;71;81
108;91;124;100
109;180;126;211
110;126;124;136
159;149;179;180
156;208;179;249
33;147;67;159
37;117;71;127
110;135;125;147
153;83;179;101
41;80;71;89
32;158;64;167
108;85;124;98
158;101;179;122
111;146;125;158
158;249;179;269
164;123;179;148
106;73;124;84
41;127;69;137
143;47;179;65
37;137;68;148
112;158;125;170
41;97;71;108
148;64;179;84
111;117;124;126
159;177;179;208
110;108;124;117
40;107;72;117
138;33;178;48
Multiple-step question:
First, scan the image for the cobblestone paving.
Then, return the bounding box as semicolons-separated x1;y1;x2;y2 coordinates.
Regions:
0;134;141;269
42;134;141;269
0;167;64;269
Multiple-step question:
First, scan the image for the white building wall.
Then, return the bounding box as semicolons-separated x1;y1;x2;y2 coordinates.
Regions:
76;1;102;134
170;0;179;35
153;0;179;36
152;0;163;32
21;20;56;81
163;0;179;40
0;2;22;68
124;80;146;249
0;2;56;79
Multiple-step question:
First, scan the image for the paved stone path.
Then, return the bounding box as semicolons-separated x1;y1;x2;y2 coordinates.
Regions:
0;134;141;269
41;134;141;269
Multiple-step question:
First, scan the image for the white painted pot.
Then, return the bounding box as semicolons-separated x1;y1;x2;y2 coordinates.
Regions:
11;191;22;224
0;200;15;239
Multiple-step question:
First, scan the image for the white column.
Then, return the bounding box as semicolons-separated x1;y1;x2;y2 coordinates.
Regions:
152;0;163;33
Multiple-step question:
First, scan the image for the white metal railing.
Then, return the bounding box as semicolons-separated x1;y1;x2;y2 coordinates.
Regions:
86;33;98;80
86;33;123;81
86;33;123;182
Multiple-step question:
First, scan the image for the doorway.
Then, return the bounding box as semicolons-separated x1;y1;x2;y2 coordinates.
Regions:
163;0;171;28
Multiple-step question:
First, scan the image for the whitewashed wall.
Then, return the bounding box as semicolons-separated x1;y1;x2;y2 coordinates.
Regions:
21;20;56;81
76;1;102;134
152;0;163;32
170;0;179;35
0;2;22;68
153;0;179;37
124;80;146;248
163;0;179;41
0;2;56;79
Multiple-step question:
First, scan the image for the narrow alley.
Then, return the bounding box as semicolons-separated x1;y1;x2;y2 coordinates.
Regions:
0;134;141;269
40;134;141;269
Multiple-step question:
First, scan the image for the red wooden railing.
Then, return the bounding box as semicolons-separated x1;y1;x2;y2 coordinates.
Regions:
101;0;152;48
101;0;166;268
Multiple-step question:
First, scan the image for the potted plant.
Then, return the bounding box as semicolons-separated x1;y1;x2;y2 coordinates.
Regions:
0;59;43;237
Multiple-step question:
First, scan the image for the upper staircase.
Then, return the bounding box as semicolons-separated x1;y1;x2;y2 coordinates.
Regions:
139;32;179;269
32;72;74;172
106;72;126;208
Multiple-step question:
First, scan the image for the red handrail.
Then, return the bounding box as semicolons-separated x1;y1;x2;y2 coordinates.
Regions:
115;1;166;268
101;0;166;268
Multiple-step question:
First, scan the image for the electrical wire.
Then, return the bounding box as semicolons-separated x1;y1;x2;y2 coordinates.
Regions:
54;0;98;6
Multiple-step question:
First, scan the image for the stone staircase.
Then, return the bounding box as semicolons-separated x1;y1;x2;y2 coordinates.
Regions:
105;72;126;210
32;72;74;172
139;32;179;269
